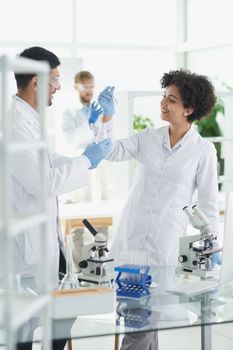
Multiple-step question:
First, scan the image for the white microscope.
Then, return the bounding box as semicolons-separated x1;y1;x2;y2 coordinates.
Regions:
78;219;114;284
178;205;222;278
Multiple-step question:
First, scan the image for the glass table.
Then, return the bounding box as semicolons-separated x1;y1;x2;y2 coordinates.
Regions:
3;267;233;350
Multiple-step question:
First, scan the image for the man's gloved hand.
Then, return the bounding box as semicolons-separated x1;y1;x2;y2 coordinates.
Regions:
83;138;112;169
88;102;103;125
98;86;115;116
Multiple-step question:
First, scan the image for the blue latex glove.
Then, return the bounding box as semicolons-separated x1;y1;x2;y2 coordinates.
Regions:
88;102;103;125
211;242;222;267
98;86;115;115
83;138;112;169
211;252;222;267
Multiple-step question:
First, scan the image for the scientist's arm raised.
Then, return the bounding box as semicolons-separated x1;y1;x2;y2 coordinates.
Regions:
47;139;111;195
98;85;145;161
195;142;219;233
11;124;111;198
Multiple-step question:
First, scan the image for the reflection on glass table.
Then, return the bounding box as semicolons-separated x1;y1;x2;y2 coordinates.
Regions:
1;267;233;350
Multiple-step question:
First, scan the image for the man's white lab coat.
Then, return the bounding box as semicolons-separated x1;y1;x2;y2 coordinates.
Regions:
107;125;219;266
10;95;90;288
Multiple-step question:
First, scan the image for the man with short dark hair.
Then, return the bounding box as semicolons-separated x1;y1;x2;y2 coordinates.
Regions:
11;45;111;288
12;46;111;350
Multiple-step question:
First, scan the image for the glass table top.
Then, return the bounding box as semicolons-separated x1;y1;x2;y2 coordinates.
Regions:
2;267;233;344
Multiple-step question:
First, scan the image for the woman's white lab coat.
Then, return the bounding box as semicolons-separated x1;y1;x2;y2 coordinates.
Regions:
10;95;90;288
107;125;219;266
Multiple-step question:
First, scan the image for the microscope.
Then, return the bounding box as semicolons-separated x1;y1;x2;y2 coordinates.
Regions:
178;205;222;278
78;219;114;284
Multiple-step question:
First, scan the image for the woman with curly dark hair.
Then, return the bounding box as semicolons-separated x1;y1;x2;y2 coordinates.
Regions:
98;69;218;261
98;69;219;349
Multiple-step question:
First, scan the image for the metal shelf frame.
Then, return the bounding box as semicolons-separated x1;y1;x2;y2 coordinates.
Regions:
0;55;51;350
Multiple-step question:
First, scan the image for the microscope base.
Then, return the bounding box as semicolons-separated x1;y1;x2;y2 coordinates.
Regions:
78;273;114;284
177;267;214;279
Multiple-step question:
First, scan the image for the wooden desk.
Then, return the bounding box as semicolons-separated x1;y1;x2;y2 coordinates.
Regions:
59;201;119;235
62;217;113;235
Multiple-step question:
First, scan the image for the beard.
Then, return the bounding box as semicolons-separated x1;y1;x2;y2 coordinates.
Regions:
80;94;93;105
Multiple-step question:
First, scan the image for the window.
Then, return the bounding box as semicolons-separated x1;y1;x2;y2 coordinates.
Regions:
79;48;176;90
76;0;177;45
187;0;233;44
0;0;73;42
187;47;233;89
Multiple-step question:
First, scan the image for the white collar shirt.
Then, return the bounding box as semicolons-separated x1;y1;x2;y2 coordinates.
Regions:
162;125;194;158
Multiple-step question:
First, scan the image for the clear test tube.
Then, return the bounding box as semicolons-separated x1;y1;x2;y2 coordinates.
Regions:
140;251;145;282
131;251;135;283
133;250;138;283
126;252;130;283
135;251;138;283
132;251;136;283
139;252;142;284
95;121;107;143
128;251;132;283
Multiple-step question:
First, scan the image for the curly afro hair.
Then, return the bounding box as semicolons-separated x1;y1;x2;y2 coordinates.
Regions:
160;69;216;123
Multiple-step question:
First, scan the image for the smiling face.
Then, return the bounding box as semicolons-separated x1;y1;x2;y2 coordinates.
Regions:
160;84;193;126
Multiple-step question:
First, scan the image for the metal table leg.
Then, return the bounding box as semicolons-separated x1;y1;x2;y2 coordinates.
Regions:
201;324;212;350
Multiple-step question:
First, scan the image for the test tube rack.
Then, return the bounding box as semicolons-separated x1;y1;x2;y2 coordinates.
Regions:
114;264;152;299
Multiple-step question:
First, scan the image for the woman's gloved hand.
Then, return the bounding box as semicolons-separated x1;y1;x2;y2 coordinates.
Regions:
98;86;115;116
88;102;103;125
83;138;112;169
211;242;222;267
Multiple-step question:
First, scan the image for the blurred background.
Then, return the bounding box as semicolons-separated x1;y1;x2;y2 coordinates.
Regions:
1;0;233;239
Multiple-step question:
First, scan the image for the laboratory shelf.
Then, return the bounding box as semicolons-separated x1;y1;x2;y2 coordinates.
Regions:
0;55;49;74
0;294;50;330
0;55;51;349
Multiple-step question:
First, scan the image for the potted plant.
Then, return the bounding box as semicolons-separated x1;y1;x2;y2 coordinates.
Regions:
133;114;154;131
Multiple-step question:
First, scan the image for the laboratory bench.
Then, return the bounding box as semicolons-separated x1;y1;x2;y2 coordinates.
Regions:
2;267;233;350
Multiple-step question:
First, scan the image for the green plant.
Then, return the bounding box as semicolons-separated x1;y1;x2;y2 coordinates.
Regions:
195;99;224;160
133;114;154;131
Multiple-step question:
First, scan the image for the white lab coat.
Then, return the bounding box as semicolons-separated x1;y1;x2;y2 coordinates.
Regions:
10;95;90;288
62;102;98;151
107;125;219;267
